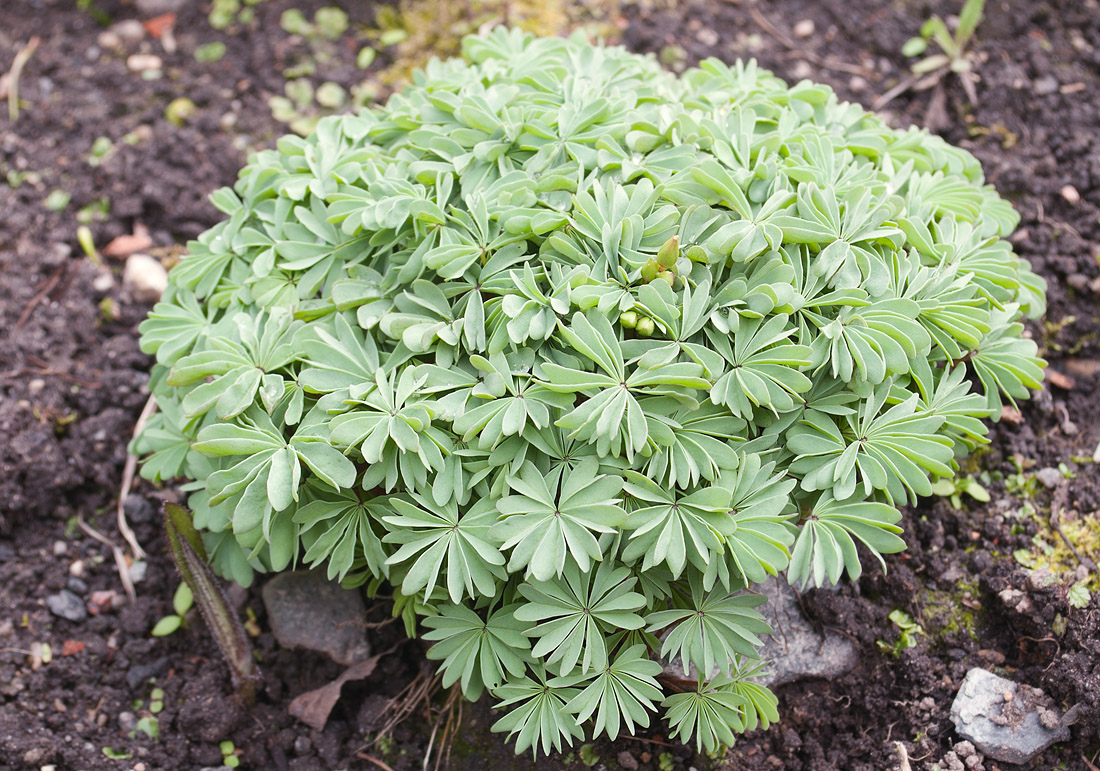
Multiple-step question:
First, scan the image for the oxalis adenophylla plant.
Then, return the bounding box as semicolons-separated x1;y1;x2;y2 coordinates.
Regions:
134;28;1046;755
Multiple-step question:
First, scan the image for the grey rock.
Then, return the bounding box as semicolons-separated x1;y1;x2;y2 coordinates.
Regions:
46;590;88;622
753;576;859;687
127;656;171;689
660;576;858;687
1035;467;1062;489
950;668;1071;764
262;571;371;665
67;577;88;594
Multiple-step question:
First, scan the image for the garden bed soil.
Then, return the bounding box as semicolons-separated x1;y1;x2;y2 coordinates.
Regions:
1;1;1098;769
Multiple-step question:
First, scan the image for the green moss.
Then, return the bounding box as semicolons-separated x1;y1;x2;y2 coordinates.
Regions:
921;581;981;642
1013;512;1100;591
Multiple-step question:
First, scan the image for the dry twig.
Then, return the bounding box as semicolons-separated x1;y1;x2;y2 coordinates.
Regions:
5;36;40;123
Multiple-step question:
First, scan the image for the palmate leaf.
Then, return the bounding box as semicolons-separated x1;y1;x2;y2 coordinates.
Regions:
705;314;813;419
490;666;584;758
643;402;745;489
969;307;1046;412
718;453;797;585
540;312;709;460
646;575;771;678
787;492;906;589
515;560;646;676
492;458;626;581
423;603;531;700
559;644;664;740
620;472;731;579
787;384;955;505
663;671;779;754
382;496;506;604
293;490;389;582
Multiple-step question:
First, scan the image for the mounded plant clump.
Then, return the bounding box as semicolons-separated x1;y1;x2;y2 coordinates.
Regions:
136;28;1046;755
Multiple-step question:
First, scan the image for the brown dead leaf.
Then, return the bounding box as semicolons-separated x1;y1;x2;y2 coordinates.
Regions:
103;224;152;259
143;13;175;39
288;655;379;730
1045;369;1075;390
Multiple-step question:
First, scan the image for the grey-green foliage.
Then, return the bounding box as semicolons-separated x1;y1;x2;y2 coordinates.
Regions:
134;28;1046;756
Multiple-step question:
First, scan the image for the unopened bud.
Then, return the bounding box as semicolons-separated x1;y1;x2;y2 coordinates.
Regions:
636;317;655;337
657;235;679;269
619;310;639;329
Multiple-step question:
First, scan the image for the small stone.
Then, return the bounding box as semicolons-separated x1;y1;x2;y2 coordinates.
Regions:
110;19;146;44
22;749;47;765
1066;273;1089;291
1027;567;1057;590
1060;185;1080;205
1033;76;1059;95
950;668;1071;764
118;711;138;734
67;577;88;594
129;561;148;583
1035;467;1062;489
0;619;13;638
617;750;640;770
293;736;311;755
52;540;68;556
127;657;171;689
92;270;115;293
124;494;155;524
263;571;372;665
88;589;121;615
848;76;868;92
696;28;718;47
123;254;168;303
96;31;121;49
790;60;814;81
793;19;815;38
69;560;85;578
47;590;88;622
126;54;163;73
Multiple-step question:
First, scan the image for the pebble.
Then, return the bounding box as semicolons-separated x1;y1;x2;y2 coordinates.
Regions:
88;589;122;615
92;270;116;294
69;559;85;578
0;619;12;638
126;54;163;73
47;590;88;622
127;656;171;689
124;494;155;524
793;19;815;38
130;561;148;583
67;577;88;594
29;378;45;394
1033;75;1059;96
950;668;1071;764
1060;184;1080;205
618;750;640;770
123;254;168;303
262;571;372;666
1035;467;1062;489
52;540;68;556
112;19;146;44
293;736;312;755
118;711;138;734
848;75;868;92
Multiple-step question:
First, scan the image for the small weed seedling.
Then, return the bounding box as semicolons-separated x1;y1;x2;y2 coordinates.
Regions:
151;581;193;637
903;0;986;104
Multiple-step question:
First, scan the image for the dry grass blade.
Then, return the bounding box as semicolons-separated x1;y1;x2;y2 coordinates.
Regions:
116;395;157;562
6;36;40;123
77;516;137;602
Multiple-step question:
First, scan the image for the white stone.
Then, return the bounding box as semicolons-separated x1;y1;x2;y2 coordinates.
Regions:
123;254;167;303
793;19;815;38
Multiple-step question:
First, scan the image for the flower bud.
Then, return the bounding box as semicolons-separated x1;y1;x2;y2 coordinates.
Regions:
657;235;679;269
636;317;655;337
619;310;638;329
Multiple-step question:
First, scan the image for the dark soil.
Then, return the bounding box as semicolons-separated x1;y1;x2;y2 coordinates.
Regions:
1;1;1098;770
